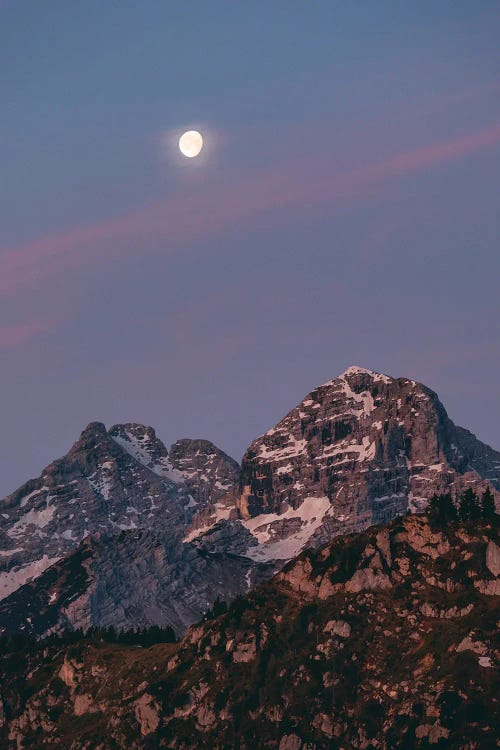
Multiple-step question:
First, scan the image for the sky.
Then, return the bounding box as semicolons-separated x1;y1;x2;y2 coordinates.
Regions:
1;1;499;497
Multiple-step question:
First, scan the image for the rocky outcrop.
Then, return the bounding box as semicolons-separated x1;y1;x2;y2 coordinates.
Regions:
134;694;160;736
277;513;499;603
485;540;500;577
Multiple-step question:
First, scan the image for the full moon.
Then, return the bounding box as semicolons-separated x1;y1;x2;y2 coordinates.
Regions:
179;130;203;158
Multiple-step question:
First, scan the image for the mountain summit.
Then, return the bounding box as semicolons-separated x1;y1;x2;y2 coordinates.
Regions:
189;366;499;561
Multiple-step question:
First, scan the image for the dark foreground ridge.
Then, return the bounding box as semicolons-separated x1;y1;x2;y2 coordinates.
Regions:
0;512;498;749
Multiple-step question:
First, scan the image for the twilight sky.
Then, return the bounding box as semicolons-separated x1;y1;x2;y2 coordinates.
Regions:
1;2;499;497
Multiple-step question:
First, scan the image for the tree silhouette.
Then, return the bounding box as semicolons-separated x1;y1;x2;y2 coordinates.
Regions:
428;493;457;523
481;487;496;519
459;488;481;522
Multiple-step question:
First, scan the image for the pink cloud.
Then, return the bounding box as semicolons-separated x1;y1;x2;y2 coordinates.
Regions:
0;318;53;348
1;122;499;296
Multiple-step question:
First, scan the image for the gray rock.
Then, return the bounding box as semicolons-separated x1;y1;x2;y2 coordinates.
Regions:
485;540;500;577
169;438;240;508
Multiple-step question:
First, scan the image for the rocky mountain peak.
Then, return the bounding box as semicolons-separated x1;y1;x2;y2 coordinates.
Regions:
169;438;240;506
332;364;392;384
108;423;171;473
76;420;109;439
0;422;241;603
64;421;127;472
222;366;499;562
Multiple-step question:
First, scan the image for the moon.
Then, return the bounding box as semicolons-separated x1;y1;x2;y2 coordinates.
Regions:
179;130;203;158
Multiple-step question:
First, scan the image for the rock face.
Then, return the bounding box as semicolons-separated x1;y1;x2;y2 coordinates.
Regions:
0;529;264;638
168;438;240;507
224;366;499;560
0;514;497;749
0;423;241;601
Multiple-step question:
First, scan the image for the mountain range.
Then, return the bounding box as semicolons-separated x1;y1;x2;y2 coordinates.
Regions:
0;366;498;639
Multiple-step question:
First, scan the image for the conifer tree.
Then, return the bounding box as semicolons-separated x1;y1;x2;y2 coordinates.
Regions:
481;487;496;519
440;493;457;522
428;494;440;517
428;493;457;523
459;488;481;522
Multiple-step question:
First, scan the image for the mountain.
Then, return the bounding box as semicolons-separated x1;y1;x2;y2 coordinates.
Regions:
0;366;498;638
0;512;498;749
0;422;240;600
188;366;500;561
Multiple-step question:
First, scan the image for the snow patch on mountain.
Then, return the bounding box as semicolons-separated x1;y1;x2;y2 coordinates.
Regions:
258;436;308;461
0;555;61;599
183;501;235;543
8;502;56;537
87;467;114;501
341;377;375;417
243;496;332;561
110;430;178;480
322;365;392;387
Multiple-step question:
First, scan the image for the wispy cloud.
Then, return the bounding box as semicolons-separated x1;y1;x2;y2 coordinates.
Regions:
1;122;499;296
0;318;53;349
